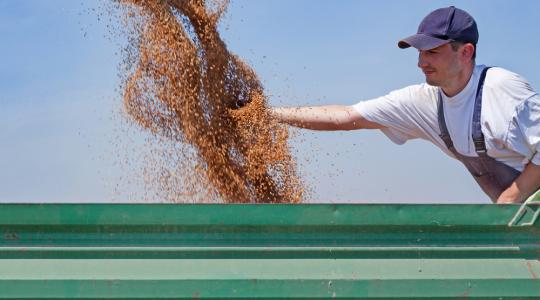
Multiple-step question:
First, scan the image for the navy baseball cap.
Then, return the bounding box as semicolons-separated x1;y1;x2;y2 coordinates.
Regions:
398;6;478;50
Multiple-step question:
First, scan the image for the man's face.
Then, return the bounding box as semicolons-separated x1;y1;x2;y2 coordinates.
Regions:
417;43;462;87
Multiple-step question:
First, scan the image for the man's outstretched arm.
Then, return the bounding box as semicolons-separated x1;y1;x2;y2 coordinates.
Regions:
271;105;385;131
497;162;540;204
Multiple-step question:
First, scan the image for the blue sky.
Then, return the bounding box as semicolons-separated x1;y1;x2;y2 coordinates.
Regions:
1;1;539;203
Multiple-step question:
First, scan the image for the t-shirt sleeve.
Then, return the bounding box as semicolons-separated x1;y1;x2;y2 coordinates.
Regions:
506;94;540;166
352;85;433;145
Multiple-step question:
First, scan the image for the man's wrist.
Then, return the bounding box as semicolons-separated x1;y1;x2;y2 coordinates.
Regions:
496;184;526;204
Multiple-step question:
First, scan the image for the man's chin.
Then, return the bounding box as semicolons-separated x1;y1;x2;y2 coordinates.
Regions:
425;77;441;87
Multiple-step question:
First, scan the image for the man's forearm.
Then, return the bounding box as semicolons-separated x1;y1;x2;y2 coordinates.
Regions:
271;105;384;131
497;162;540;204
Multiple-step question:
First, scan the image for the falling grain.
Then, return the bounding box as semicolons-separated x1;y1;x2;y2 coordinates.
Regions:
115;0;303;203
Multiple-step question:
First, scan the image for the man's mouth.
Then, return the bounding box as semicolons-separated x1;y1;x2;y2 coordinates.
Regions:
423;69;436;75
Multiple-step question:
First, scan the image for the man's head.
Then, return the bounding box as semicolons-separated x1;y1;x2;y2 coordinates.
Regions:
398;7;478;89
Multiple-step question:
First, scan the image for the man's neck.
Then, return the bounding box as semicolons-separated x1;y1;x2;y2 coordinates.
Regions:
441;63;475;97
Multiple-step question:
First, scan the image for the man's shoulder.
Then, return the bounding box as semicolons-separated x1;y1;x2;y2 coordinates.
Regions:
353;83;438;116
482;66;537;109
485;66;531;89
387;83;438;102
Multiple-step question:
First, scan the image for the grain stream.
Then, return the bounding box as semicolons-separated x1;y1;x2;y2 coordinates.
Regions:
116;0;303;203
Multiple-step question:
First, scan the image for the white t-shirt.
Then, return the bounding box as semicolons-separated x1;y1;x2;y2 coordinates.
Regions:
352;65;540;171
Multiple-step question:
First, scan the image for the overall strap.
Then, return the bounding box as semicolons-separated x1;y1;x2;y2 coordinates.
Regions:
471;67;491;156
437;93;457;153
437;66;491;156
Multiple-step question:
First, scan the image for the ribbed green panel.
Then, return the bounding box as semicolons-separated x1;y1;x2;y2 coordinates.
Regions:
0;204;527;225
1;279;539;299
0;204;538;299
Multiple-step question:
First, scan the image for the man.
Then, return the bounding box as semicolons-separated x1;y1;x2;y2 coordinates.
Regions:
272;6;540;204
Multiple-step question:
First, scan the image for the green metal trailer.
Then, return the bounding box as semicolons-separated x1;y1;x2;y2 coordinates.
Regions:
0;204;539;299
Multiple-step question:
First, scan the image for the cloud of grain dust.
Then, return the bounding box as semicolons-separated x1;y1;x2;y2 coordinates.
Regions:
114;0;303;203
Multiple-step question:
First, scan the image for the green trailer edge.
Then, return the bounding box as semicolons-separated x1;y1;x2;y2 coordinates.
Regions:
0;204;539;299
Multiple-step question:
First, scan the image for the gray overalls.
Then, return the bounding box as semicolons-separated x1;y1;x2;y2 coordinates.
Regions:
438;67;521;202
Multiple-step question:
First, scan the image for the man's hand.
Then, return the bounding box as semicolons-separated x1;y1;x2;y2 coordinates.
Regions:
496;162;540;204
271;105;385;131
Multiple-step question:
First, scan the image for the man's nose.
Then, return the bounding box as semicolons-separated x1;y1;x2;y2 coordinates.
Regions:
418;52;428;68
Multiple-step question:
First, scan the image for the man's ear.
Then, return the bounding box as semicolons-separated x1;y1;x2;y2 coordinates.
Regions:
462;43;475;61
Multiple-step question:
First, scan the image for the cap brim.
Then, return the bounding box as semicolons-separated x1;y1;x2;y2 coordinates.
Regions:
398;33;450;50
